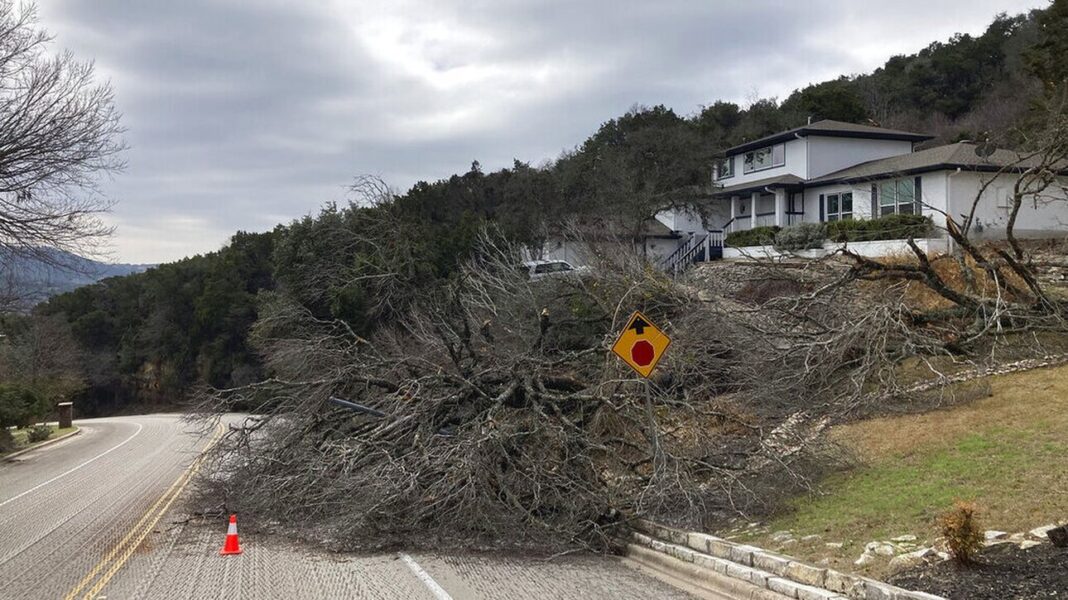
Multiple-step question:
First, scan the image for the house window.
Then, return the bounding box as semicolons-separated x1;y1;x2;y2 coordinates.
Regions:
742;143;785;174
715;157;734;180
875;177;921;216
825;192;853;222
995;185;1014;209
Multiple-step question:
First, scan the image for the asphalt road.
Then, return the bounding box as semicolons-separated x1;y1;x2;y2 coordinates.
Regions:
0;415;712;599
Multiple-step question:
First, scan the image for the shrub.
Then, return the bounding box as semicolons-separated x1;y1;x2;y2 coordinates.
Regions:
27;424;51;443
0;384;48;429
939;500;984;565
826;214;932;243
773;222;826;252
725;226;780;247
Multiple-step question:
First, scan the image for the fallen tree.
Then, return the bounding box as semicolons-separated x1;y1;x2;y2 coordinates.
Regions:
192;230;927;551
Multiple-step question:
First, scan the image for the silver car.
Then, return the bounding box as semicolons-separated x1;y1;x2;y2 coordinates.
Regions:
519;260;588;280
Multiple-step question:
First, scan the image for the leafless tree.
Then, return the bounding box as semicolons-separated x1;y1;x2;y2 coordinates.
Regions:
0;1;125;306
348;174;396;207
0;313;85;400
842;95;1068;351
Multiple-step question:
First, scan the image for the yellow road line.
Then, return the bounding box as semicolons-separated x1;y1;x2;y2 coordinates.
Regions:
63;423;225;600
81;446;215;598
62;455;191;599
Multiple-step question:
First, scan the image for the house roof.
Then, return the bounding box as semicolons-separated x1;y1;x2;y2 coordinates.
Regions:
724;119;932;156
712;174;805;198
808;142;1064;184
639;217;677;237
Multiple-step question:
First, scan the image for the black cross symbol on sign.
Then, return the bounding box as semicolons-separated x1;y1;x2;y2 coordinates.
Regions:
628;316;650;335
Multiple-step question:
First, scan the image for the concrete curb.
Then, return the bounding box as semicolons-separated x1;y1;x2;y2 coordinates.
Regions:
3;427;81;461
625;542;791;599
628;520;946;600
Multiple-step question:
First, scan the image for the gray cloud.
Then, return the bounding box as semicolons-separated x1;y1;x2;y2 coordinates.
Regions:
39;0;1045;262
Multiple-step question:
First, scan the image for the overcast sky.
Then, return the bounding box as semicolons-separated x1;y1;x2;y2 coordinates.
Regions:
39;0;1047;264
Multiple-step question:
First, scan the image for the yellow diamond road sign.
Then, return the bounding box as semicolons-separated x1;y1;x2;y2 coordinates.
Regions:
611;310;671;378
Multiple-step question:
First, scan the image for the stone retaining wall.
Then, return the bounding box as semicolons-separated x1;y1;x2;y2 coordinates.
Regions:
631;520;945;600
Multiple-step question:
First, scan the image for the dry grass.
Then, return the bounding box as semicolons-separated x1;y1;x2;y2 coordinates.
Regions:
835;366;1068;463
862;250;1031;312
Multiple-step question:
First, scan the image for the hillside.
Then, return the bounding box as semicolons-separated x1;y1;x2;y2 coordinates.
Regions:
2;249;153;310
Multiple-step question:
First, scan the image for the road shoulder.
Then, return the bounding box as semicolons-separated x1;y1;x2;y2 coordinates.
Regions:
2;426;81;461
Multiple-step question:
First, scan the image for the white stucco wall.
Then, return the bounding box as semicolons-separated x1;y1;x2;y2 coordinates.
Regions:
539;240;593;265
806;137;914;179
921;171;950;226
801;171;950;227
717;135;914;190
788;168;1068;241
540;236;685;267
655;205;730;233
654;210;682;232
644;236;682;263
723;237;949;260
717;137;808;186
948;171;1068;240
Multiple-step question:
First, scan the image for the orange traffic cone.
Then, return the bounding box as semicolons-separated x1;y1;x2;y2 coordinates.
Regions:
219;514;242;555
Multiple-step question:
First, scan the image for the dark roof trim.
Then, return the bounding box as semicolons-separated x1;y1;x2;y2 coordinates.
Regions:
725;128;932;157
811;163;1068;186
712;179;805;198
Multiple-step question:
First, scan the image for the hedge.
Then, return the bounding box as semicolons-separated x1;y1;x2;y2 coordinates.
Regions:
725;226;780;247
773;222;826;252
726;215;933;249
826;214;933;242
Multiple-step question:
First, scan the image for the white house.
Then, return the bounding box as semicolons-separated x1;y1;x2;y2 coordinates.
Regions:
702;119;1068;261
544;119;1068;271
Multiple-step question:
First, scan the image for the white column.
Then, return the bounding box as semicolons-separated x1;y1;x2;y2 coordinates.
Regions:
750;191;759;229
729;195;738;232
774;189;786;227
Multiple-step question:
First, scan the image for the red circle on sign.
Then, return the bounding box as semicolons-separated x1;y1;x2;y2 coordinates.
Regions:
631;340;655;367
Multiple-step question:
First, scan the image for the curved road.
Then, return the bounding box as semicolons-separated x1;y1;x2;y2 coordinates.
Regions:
0;415;211;599
0;414;711;599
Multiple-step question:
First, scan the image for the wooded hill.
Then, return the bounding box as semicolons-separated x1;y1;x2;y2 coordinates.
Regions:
1;249;151;310
35;2;1068;415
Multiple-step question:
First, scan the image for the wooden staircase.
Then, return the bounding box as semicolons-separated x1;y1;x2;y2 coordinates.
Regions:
660;230;723;276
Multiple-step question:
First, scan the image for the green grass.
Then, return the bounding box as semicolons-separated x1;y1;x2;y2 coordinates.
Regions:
3;424;78;454
770;432;1061;541
735;364;1068;577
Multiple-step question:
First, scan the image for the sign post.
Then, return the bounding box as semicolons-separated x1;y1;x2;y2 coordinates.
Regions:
612;310;671;474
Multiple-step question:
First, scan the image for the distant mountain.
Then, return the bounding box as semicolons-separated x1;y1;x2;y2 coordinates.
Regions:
1;248;154;310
